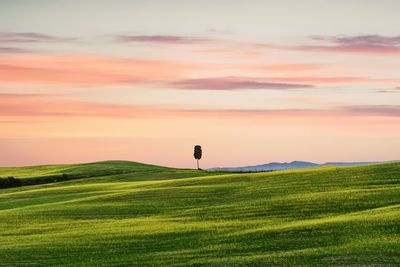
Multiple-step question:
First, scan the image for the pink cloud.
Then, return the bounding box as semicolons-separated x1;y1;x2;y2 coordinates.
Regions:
0;47;30;53
115;35;211;44
1;94;399;119
313;35;400;46
0;93;167;118
0;32;75;43
341;105;400;117
170;77;313;90
1;53;397;90
297;45;400;55
168;76;399;90
296;35;400;55
0;54;198;87
253;63;323;72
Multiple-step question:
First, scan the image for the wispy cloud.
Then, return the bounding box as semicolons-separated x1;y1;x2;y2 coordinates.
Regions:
375;89;393;93
207;28;233;35
2;94;398;119
266;76;400;85
253;63;323;72
0;32;75;43
0;47;30;53
0;93;62;98
170;77;313;90
297;35;400;55
168;75;399;90
314;35;400;46
0;95;164;118
341;105;400;117
0;54;198;87
1;53;398;89
114;35;211;44
374;87;400;93
113;33;400;57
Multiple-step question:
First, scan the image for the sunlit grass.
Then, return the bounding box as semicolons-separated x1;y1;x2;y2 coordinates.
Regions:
0;162;399;266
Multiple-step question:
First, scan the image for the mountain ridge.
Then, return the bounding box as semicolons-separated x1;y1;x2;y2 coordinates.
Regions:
208;160;397;172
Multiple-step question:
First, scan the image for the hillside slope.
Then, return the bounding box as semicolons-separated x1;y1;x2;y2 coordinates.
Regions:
0;160;167;179
0;162;399;266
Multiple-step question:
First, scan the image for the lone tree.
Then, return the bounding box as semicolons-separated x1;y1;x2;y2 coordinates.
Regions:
193;145;202;170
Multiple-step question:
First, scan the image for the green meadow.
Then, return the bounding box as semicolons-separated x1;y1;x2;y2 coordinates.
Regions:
0;161;399;266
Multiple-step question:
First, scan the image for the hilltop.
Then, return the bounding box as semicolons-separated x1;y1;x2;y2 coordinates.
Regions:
0;161;399;266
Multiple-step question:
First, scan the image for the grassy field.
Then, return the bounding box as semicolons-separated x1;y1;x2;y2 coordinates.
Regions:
0;161;399;266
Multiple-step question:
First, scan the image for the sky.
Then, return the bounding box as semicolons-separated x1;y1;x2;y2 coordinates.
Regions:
0;0;399;168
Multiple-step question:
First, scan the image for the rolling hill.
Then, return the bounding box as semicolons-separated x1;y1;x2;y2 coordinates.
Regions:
0;161;399;266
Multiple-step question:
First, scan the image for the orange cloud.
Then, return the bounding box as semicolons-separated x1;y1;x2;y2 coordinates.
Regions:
0;93;167;117
253;63;323;72
1;94;399;119
0;54;198;87
1;52;399;93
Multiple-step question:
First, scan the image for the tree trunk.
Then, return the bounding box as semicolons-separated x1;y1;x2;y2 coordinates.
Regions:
197;159;200;170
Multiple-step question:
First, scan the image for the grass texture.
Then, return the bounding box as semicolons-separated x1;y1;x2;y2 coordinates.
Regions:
0;161;399;266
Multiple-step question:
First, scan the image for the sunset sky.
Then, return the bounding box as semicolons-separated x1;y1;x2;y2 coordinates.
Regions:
1;0;399;168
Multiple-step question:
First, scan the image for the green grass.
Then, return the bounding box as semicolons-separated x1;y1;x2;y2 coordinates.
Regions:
0;160;167;179
0;161;399;266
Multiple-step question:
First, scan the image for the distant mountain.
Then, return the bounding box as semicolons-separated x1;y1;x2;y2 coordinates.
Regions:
208;160;391;172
